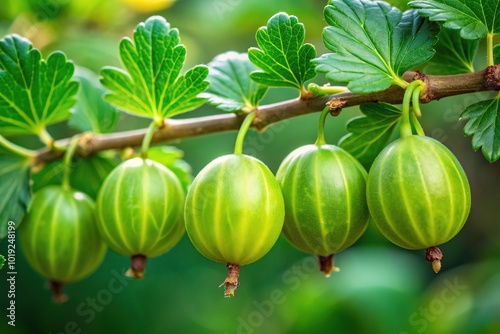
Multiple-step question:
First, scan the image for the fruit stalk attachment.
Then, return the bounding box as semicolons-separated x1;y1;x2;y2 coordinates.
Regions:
400;80;425;138
318;254;340;277
315;107;331;146
426;246;443;274
126;254;147;279
220;263;240;297
62;136;80;190
234;111;256;155
141;121;159;158
49;281;68;304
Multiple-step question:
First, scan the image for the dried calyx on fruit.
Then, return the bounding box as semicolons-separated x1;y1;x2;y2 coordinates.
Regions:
20;138;106;303
96;121;185;279
366;80;471;273
184;111;285;297
276;107;370;276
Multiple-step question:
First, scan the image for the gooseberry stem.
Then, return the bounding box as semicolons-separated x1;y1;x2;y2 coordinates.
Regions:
315;107;331;146
410;111;426;136
412;86;423;117
62;136;80;190
401;80;424;138
141;121;159;159
234;111;256;155
220;263;240;297
318;254;340;277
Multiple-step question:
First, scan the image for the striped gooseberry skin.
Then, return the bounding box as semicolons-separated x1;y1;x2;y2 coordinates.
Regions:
276;144;370;257
20;186;106;283
96;157;185;258
184;154;285;266
366;136;471;250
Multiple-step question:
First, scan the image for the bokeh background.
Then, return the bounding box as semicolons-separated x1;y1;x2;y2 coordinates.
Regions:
1;0;499;333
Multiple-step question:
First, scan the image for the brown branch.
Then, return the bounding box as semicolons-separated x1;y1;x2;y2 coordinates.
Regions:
33;66;500;166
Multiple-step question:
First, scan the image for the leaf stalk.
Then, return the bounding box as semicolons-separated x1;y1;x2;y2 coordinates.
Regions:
0;135;36;158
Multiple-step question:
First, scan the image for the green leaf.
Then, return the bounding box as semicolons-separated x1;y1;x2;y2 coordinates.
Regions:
0;151;31;238
203;52;268;113
494;44;500;63
409;0;500;39
339;103;402;169
248;12;317;91
314;0;439;93
424;26;478;74
32;153;119;199
147;146;192;195
461;97;500;162
69;67;119;134
0;255;5;270
101;16;209;122
0;34;78;135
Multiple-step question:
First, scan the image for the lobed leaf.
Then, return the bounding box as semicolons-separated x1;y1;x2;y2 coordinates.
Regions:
0;151;31;238
314;0;439;93
0;34;78;136
461;97;500;162
425;26;478;74
339;103;402;169
203;52;268;113
409;0;500;39
248;12;317;91
69;67;119;134
101;16;209;122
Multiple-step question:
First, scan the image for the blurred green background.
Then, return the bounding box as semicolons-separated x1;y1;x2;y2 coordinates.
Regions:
1;0;499;333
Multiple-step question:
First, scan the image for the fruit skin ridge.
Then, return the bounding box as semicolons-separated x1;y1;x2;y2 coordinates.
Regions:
276;144;370;257
184;154;285;266
96;157;185;258
21;186;106;283
366;135;471;250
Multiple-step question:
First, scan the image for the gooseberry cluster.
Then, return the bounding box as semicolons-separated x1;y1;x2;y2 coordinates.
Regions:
20;79;470;300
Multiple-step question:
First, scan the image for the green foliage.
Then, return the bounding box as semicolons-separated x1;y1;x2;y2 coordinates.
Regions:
461;97;500;162
0;34;78;136
203;52;268;113
494;44;500;63
339;103;402;170
425;27;478;74
248;12;316;91
0;151;31;238
69;67;119;134
101;16;209;123
314;0;439;93
409;0;500;39
147;146;193;195
32;153;119;200
0;254;4;269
